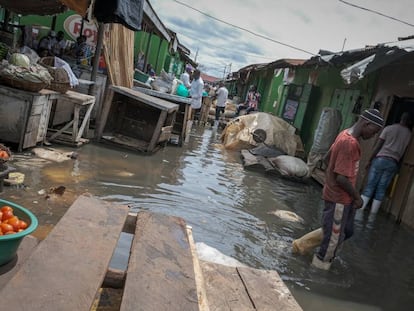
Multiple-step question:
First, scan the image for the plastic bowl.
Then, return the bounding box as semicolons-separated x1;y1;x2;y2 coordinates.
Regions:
0;199;38;266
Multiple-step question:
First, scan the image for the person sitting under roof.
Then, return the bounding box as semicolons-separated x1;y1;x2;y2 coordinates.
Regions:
37;30;57;56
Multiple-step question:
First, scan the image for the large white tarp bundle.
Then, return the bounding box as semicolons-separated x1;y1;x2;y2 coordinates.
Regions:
221;112;302;156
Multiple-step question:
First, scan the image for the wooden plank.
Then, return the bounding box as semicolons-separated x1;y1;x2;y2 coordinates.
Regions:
73;103;80;141
134;86;192;105
120;211;199;311
60;90;95;106
148;110;168;152
158;125;173;143
201;262;303;311
0;195;129;311
37;98;53;143
49;119;74;141
96;88;114;141
112;85;179;112
0;235;39;290
186;226;210;311
23;115;41;149
200;261;255;311
101;133;150;151
237;267;303;311
46;136;88;147
75;100;95;141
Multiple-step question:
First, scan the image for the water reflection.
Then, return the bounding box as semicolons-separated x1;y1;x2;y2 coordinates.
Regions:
4;125;414;311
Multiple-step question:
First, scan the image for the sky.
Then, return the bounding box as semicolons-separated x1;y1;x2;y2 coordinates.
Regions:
149;0;414;78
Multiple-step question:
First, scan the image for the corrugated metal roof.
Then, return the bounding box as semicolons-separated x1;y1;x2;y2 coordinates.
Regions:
267;58;307;68
236;59;306;74
201;73;220;83
341;46;413;84
303;45;382;67
0;0;69;15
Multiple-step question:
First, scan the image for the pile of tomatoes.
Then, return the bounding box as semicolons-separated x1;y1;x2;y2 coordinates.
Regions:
0;205;28;236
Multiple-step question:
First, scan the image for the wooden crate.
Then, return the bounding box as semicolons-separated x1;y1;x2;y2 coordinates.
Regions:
102;86;178;153
133;87;192;146
0;86;55;151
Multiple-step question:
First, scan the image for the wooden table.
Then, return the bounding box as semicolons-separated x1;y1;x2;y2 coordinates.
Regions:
47;90;95;147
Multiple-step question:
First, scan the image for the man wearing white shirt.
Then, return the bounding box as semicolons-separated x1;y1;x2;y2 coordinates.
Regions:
190;69;204;119
180;65;192;89
214;81;228;121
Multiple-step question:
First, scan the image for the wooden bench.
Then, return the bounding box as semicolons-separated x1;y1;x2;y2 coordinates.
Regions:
47;90;95;147
0;195;303;311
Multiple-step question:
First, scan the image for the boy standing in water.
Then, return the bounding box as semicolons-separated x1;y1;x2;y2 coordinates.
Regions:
312;109;384;270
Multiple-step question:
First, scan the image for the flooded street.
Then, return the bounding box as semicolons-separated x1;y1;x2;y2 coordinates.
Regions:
3;125;414;311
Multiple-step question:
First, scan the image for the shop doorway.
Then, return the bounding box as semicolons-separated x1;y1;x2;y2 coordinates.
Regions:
386;96;414;127
387;96;414;225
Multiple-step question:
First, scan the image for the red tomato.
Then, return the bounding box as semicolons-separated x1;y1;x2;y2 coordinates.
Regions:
0;223;13;233
2;210;13;221
7;216;20;231
0;206;13;213
18;220;28;230
0;211;3;221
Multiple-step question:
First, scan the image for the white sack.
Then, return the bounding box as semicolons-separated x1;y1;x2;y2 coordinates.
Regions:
271;155;309;177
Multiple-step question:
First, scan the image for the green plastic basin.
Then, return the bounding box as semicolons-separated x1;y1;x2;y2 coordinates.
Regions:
0;199;38;266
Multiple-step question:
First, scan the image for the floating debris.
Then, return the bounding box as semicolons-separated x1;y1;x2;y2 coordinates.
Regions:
269;210;304;224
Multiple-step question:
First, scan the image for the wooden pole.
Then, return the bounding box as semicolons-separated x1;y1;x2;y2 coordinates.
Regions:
80;18;85;36
88;22;104;95
51;15;57;30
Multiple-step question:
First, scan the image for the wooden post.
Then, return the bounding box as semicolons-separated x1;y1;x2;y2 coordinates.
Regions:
88;22;105;96
51;15;57;30
95;88;114;140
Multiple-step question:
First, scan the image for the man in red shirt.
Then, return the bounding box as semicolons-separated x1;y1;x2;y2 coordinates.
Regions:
312;109;384;270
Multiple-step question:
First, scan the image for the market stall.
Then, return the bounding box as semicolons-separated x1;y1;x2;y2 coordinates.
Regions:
0;0;147;153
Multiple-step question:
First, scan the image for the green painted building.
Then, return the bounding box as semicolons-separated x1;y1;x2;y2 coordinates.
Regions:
237;51;380;154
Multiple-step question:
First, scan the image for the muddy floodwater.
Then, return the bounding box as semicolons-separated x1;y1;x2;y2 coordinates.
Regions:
3;125;414;311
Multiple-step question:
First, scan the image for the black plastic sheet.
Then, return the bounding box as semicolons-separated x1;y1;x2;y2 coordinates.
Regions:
93;0;144;31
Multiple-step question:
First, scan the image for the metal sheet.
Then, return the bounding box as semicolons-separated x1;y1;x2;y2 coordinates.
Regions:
133;86;191;105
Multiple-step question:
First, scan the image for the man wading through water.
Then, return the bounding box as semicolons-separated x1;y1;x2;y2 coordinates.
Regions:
312;109;384;270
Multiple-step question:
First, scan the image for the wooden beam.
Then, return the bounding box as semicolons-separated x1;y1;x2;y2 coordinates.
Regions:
120;211;199;311
0;195;129;311
95;88;114;140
